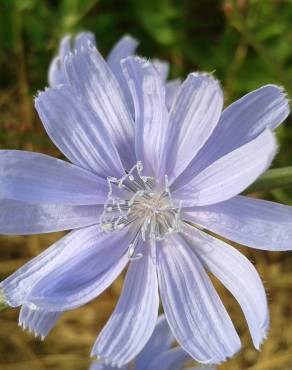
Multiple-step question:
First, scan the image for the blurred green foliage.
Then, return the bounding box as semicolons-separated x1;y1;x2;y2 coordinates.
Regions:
1;0;292;95
0;1;292;369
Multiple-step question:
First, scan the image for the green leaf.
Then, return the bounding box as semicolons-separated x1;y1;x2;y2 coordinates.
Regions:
245;167;292;193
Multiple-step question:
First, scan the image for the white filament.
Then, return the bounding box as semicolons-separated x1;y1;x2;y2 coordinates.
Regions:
100;162;181;259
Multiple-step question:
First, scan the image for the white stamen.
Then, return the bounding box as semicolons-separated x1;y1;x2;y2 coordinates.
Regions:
100;162;182;259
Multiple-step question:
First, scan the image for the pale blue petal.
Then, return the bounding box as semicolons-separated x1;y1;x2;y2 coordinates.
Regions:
153;59;180;110
27;226;132;311
183;224;269;349
92;247;159;367
107;35;139;116
187;367;216;370
48;33;96;87
184;195;292;251
48;56;65;87
59;35;71;60
142;347;190;370
65;42;135;170
157;235;241;364
107;35;138;70
75;32;96;50
1;227;99;307
89;362;126;370
174;129;277;206
173;85;289;189
166;73;223;182
121;56;168;179
19;305;61;338
0;200;101;234
35;84;124;178
135;314;174;370
48;35;71;87
0;150;107;205
153;59;169;82
165;79;180;110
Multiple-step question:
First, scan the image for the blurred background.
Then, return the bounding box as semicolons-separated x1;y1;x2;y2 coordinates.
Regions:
0;0;292;369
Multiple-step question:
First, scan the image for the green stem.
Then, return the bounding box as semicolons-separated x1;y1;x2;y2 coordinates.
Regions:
245;167;292;193
0;290;8;312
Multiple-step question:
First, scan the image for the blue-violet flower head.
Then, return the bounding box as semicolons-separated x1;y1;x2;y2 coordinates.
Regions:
0;34;291;367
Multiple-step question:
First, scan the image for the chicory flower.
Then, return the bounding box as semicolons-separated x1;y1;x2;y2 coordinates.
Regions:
0;39;291;366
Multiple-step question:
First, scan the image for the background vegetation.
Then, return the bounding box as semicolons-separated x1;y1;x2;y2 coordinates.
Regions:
0;0;291;369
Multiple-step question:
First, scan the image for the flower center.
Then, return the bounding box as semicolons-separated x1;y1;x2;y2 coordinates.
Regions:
100;162;182;259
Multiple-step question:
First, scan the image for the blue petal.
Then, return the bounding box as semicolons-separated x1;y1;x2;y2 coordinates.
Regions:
27;226;132;311
0;150;107;205
153;59;169;82
174;129;276;206
35;85;124;178
166;73;223;182
121;56;168;180
173;84;289;189
92;246;159;367
107;35;139;116
184;195;292;251
183;224;269;350
0;200;102;235
48;56;66;87
141;347;190;370
75;32;96;50
1;225;127;308
157;235;241;364
134;315;174;370
0;228;92;307
48;32;96;87
65;42;135;170
165;79;180;110
89;362;127;370
187;367;216;370
19;305;61;339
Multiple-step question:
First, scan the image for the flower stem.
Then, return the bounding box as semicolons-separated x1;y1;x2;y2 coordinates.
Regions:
245;167;292;194
0;291;8;312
